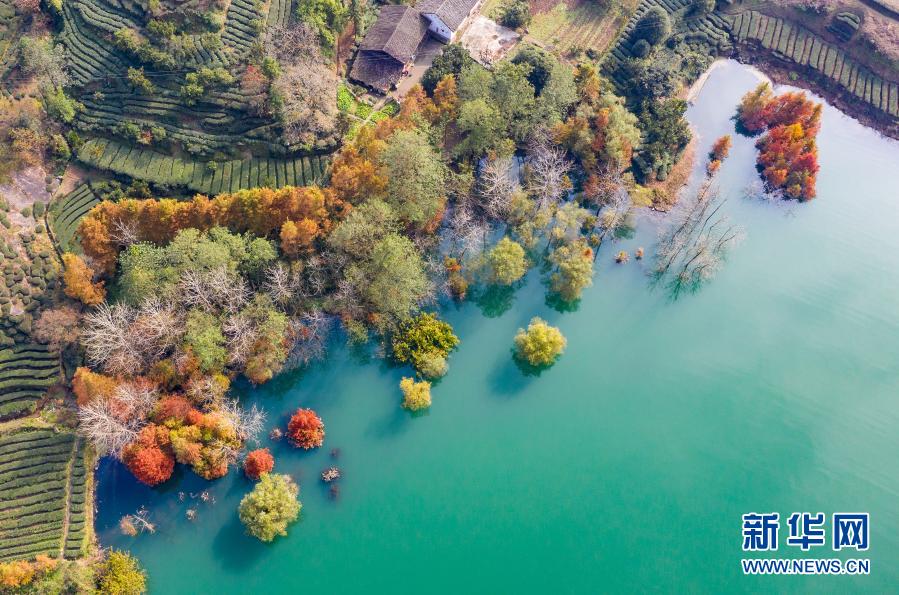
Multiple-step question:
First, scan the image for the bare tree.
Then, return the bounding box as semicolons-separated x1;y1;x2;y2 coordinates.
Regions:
81;300;182;375
267;23;340;149
222;313;256;366
652;182;744;298
525;132;572;212
479;156;519;221
78;382;157;457
447;201;489;259
263;262;300;306
81;303;142;376
594;182;633;252
109;218;140;248
220;398;266;445
179;267;250;314
120;508;155;536
584;166;624;214
284;310;332;370
185;375;228;407
131;297;183;360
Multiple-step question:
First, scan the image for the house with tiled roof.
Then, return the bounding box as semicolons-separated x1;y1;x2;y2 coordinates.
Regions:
418;0;481;43
349;0;481;93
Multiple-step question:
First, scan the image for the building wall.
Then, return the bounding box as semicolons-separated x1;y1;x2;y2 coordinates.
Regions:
424;14;452;42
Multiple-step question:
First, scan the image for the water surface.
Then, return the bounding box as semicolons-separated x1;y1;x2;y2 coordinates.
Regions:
96;61;899;593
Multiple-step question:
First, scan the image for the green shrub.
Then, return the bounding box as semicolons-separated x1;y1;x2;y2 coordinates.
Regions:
635;6;671;46
513;317;566;367
497;0;530;29
632;38;651;58
337;85;354;112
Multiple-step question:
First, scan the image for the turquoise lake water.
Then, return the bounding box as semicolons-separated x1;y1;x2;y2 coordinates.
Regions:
95;60;899;593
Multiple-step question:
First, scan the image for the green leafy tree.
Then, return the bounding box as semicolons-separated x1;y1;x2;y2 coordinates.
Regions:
327;200;399;260
42;87;79;123
422;44;474;95
297;0;348;52
238;473;301;542
549;239;594;302
498;0;530;29
455;98;504;160
635;6;671;46
97;551;147;595
490;61;537;141
392;312;459;378
381;129;447;229
353;234;431;324
127;67;155;93
184;310;227;372
513;317;566;367
484;237;528;285
636;99;690;182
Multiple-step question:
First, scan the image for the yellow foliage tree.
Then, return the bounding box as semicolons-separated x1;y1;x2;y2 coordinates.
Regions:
62;253;105;306
72;366;118;405
279;218;319;257
400;377;432;411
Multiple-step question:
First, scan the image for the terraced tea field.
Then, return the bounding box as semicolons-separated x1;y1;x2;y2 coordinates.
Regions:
601;0;732;91
0;345;59;420
48;184;101;254
77;138;331;195
55;0;331;188
0;426;90;562
728;10;899;119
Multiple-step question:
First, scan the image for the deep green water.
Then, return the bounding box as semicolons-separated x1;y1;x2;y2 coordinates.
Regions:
96;60;899;593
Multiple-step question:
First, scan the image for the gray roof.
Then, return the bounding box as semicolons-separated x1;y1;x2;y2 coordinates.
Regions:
417;0;479;30
349;52;405;93
359;5;429;63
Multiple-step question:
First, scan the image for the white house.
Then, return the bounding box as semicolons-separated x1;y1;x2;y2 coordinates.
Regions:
417;0;482;43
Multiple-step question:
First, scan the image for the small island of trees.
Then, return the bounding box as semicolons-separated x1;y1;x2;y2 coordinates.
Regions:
737;83;822;200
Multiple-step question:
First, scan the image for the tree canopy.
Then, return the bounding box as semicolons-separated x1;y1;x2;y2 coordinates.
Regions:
238;473;302;542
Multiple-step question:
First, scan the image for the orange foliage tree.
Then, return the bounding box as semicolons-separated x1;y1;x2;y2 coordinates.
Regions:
244;448;274;479
62;253;105;305
122;424;175;486
736;83;821;200
286;408;325;449
280;218;319;257
707;135;732;176
79;185;349;272
72;367;118;405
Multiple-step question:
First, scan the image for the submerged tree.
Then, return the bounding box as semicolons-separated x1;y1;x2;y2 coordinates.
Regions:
652;182;744;299
400;377;432;411
513;317;566;367
238;473;301;542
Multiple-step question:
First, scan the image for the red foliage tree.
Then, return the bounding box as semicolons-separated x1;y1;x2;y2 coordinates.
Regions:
243;448;274;480
153;395;194;423
286;408;325;449
122;425;175;486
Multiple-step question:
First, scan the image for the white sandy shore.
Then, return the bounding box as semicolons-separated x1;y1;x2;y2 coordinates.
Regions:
685;59;770;103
